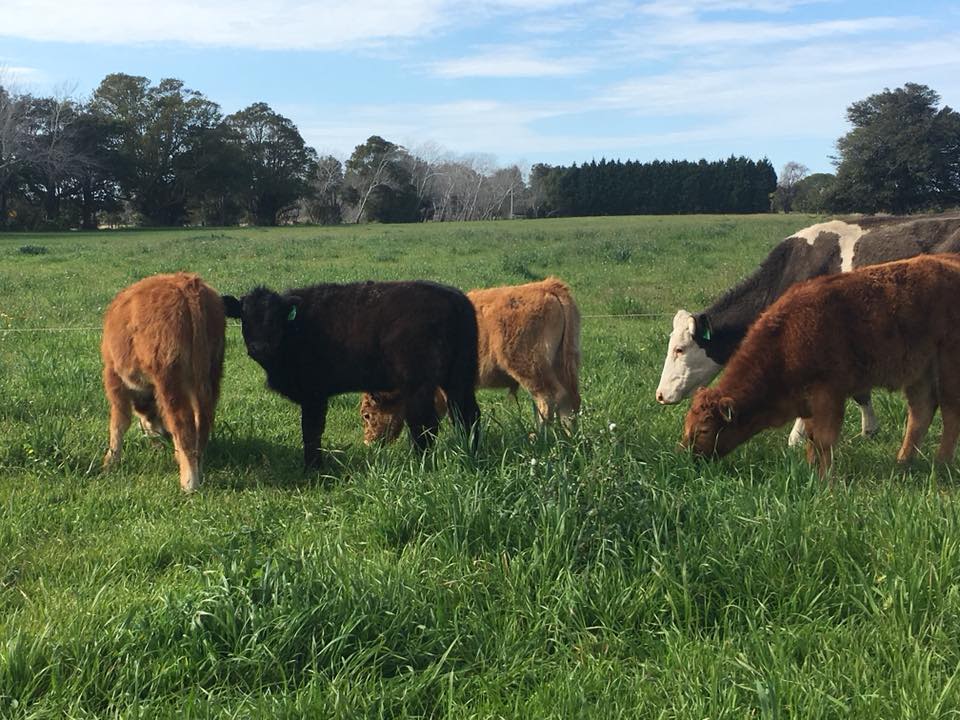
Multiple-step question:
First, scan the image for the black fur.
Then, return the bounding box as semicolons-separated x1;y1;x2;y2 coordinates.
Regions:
695;214;960;364
223;280;480;468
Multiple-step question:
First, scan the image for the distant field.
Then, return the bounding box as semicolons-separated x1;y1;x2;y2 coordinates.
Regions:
4;215;960;718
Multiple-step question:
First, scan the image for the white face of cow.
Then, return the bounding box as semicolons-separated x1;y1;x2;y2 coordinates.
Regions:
655;310;723;404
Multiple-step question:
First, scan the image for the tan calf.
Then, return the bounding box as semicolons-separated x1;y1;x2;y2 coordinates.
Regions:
361;277;581;444
101;273;226;491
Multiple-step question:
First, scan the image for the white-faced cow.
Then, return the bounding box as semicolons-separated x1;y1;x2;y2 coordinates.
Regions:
657;214;960;445
222;281;480;468
360;277;581;444
682;255;960;476
101;273;226;492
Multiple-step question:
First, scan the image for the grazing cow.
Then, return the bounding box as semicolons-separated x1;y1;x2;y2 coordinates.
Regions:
222;280;480;468
101;273;226;492
681;255;960;476
657;213;960;445
360;278;581;444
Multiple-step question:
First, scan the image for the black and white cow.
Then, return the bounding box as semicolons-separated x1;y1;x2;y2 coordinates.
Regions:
656;214;960;445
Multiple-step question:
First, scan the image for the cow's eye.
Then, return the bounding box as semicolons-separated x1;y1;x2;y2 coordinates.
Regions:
362;413;371;420
675;347;685;355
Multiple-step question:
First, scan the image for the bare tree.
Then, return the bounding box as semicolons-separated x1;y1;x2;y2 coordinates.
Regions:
0;79;30;225
23;92;89;223
302;154;344;224
344;136;415;223
771;161;810;213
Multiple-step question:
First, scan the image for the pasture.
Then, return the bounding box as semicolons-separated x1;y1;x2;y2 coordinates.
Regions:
2;215;960;718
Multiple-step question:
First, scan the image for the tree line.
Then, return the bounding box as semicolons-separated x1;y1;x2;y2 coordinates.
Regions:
2;75;957;230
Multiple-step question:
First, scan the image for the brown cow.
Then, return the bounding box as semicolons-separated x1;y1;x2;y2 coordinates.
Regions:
681;254;960;476
101;273;226;492
360;277;581;444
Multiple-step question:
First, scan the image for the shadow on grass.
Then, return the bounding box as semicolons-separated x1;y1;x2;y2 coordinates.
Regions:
204;432;397;492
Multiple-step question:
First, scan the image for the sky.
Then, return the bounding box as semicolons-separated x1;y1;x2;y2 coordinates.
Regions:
1;0;958;176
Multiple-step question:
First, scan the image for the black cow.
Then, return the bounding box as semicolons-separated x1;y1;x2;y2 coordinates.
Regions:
222;280;480;468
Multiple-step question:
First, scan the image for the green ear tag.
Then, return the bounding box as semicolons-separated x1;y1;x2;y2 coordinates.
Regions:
702;327;711;341
287;306;297;322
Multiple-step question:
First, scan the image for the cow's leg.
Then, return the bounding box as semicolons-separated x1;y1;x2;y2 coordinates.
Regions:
788;418;807;447
405;386;442;451
936;359;960;464
897;375;938;464
197;360;223;456
441;385;480;452
515;366;568;428
937;404;960;464
853;392;879;438
301;398;328;470
102;366;132;469
195;396;215;468
154;376;202;492
804;390;845;479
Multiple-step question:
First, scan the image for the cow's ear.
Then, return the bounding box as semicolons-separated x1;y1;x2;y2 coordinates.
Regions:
694;313;711;341
285;295;302;322
718;397;736;423
222;295;242;319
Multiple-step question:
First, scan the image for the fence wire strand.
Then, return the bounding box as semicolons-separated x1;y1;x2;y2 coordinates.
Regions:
0;311;674;335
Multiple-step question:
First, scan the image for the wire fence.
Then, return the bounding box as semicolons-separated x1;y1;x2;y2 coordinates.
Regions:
0;311;675;335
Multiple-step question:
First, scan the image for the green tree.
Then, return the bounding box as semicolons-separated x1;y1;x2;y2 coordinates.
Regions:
226;102;317;226
792;173;836;213
344;136;417;223
831;83;960;213
90;74;225;225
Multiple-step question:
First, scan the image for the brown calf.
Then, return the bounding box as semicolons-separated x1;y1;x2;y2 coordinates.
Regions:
101;273;226;491
360;277;581;444
681;254;960;475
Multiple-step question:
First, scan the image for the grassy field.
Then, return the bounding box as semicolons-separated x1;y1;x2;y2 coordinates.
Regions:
3;215;960;718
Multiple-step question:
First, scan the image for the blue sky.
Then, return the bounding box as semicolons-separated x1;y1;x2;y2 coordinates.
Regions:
2;0;958;176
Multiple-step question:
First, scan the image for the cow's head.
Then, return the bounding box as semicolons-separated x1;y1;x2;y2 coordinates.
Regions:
222;287;301;368
655;309;722;404
680;387;742;458
359;392;406;445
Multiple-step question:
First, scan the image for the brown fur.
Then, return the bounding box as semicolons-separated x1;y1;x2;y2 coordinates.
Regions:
681;254;960;476
361;277;581;444
101;273;226;491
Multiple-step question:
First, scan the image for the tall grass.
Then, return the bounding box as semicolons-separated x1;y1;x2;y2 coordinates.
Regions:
2;215;959;717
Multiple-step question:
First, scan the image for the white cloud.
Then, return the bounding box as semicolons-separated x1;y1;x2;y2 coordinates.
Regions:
638;0;827;18
0;0;596;50
289;26;960;167
642;16;919;48
0;64;45;87
429;47;594;78
0;0;452;50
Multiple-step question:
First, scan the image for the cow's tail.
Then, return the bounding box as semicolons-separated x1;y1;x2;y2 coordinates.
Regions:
543;277;582;413
444;291;481;449
184;277;226;423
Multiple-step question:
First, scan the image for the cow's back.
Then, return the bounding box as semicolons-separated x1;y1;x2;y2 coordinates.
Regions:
282;280;477;396
849;214;960;267
744;255;960;393
467;278;571;388
102;273;225;382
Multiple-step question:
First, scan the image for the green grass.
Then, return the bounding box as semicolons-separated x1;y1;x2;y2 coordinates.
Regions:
2;215;960;718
